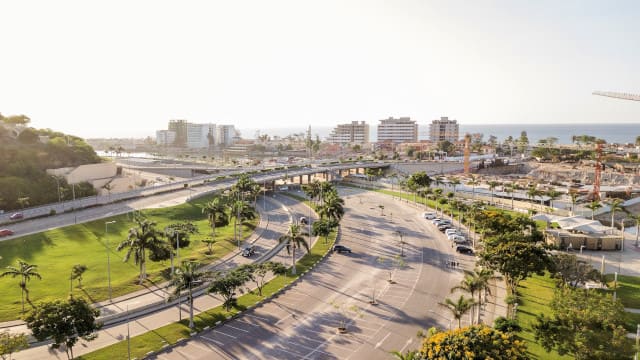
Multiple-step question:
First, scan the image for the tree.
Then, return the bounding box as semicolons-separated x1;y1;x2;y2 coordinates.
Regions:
312;218;336;245
568;189;579;216
448;178;461;194
607;198;625;231
238;261;287;297
164;222;198;276
317;192;345;222
207;269;250;311
585;200;602;220
546;188;562;209
117;218;171;284
466;175;480;200
1;260;42;312
487;181;500;205
517;131;529;153
549;254;600;288
420;325;528;359
26;297;101;360
0;330;28;360
202;237;217;255
533;288;633;359
480;233;550;293
278;223;309;275
526;185;542;205
170;261;210;329
390;350;420;360
202;196;228;249
451;272;482;325
70;264;88;288
229;200;257;244
406;171;432;203
438;295;475;329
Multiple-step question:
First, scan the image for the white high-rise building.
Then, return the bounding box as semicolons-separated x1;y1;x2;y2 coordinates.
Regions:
155;130;176;146
376;117;417;143
216;125;236;147
327;121;370;144
429;116;459;142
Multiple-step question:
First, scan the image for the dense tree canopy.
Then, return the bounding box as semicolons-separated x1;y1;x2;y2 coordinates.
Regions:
533;288;633;360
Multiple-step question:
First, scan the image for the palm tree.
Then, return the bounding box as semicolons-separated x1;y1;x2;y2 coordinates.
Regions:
585;200;602;220
230;200;257;245
433;188;443;215
472;267;502;324
278;223;309;275
449;178;461;194
302;180;321;205
318;193;345;222
312;218;336;245
1;260;42;312
451;273;482;325
504;182;516;209
439;295;475;329
608;198;625;232
170;261;209;329
526;185;542;205
628;213;640;247
467;175;480;200
390;350;420;360
568;189;579;216
117;218;171;284
202;196;228;243
487;181;500;205
546;188;562;210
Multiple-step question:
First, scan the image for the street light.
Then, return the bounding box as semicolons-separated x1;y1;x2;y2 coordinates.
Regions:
125;301;139;360
105;220;116;301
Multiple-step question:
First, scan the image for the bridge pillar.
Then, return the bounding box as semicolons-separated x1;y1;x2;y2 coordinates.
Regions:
307;174;312;184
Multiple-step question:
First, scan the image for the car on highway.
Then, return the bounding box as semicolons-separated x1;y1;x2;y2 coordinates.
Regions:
9;213;23;220
456;245;474;254
332;245;352;253
0;229;14;237
422;212;436;220
241;245;256;257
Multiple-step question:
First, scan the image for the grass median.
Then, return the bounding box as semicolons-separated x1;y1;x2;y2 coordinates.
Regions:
77;225;337;360
0;195;257;322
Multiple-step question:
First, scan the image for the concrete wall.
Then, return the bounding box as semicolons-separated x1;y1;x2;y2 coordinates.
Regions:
67;162;117;184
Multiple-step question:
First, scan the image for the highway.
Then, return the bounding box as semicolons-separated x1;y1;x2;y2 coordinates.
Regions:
149;188;492;359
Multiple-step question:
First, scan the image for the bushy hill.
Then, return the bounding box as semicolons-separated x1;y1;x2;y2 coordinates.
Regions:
0;114;101;211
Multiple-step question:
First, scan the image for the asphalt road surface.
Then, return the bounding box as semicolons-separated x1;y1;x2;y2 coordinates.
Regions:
150;188;479;360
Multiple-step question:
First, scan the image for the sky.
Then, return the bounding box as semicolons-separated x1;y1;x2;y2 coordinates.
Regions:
1;0;639;139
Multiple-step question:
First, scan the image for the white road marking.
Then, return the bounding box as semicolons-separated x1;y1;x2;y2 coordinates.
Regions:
200;335;225;346
213;329;236;339
224;324;250;333
375;332;391;349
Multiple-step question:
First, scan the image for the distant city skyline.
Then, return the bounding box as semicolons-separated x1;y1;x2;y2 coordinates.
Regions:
1;0;639;139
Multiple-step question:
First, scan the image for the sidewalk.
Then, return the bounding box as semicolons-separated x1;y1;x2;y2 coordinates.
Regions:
0;194;275;337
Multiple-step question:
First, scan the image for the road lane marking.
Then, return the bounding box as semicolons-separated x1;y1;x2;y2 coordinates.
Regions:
224;324;250;333
374;332;391;349
201;335;225;346
213;329;236;338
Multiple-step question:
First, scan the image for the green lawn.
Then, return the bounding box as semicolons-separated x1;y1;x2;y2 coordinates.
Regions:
604;274;640;309
517;274;573;360
0;196;258;322
77;225;337;360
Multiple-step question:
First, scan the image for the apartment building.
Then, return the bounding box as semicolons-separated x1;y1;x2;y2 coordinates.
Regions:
377;117;417;143
327;121;370;144
429;116;459;142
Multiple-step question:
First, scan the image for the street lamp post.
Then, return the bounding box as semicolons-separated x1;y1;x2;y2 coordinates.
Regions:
105;220;116;301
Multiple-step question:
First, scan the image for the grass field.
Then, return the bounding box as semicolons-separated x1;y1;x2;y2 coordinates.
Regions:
0;196;258;322
77;225;337;360
517;274;574;360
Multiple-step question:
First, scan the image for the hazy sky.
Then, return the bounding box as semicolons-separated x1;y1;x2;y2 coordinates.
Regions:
1;0;639;138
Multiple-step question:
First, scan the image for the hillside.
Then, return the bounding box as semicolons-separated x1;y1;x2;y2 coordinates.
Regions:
0;114;101;212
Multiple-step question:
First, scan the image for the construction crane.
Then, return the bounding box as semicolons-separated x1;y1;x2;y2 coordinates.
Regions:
593;91;640;101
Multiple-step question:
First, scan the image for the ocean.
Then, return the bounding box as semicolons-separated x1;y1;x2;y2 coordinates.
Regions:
241;123;639;145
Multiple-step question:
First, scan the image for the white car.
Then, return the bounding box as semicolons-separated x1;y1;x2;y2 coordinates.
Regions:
422;212;436;220
445;229;459;236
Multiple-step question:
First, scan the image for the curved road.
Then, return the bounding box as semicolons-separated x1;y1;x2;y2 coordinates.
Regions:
149;188;496;359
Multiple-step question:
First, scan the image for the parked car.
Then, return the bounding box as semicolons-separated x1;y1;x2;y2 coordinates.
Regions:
9;213;23;220
451;235;468;244
445;229;460;236
438;224;453;232
241;245;256;257
456;245;474;254
332;245;352;253
0;229;14;237
422;212;436;220
447;233;464;241
299;217;308;225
